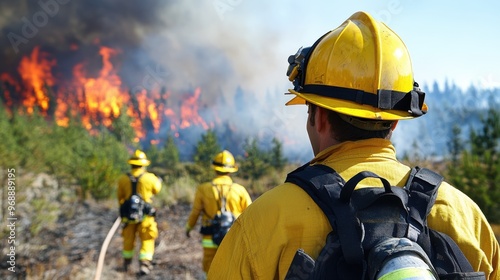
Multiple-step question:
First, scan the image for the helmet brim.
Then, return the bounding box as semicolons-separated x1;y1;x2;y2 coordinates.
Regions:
213;165;238;173
286;89;427;121
127;159;151;166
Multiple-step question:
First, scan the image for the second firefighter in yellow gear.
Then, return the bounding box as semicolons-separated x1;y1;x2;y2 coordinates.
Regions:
185;150;252;273
117;150;162;275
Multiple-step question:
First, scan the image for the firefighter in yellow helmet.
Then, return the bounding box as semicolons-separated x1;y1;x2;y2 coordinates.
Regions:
117;149;162;275
185;150;252;274
208;11;499;279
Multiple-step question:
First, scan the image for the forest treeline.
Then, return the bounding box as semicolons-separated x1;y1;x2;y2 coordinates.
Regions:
0;101;499;223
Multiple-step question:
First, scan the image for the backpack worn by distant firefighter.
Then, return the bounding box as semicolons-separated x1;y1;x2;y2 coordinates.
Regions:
120;173;155;224
211;184;235;246
284;164;485;280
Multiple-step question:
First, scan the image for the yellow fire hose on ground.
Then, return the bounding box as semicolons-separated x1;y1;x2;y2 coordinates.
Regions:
94;217;122;280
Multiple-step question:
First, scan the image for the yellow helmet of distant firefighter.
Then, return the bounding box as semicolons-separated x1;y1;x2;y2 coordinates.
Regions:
285;11;427;122
127;149;150;167
212;150;238;173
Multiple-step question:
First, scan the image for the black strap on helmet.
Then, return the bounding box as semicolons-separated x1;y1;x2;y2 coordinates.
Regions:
300;82;426;117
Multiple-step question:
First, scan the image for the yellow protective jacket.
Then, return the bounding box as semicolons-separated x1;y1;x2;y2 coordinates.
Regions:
117;167;162;205
207;139;500;280
186;175;252;234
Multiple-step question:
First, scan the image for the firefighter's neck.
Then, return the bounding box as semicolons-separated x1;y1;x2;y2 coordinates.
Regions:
311;106;340;155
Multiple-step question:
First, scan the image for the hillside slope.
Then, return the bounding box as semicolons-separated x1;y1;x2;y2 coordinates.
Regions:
0;176;206;280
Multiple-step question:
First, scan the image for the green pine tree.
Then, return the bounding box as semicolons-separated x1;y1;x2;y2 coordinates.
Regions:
449;108;500;223
161;134;180;167
193;129;221;168
0;101;19;169
10;107;50;171
190;129;221;182
111;105;136;144
239;137;269;181
270;137;287;172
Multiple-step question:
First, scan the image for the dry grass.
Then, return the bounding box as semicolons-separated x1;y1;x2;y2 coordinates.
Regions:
156;175;198;206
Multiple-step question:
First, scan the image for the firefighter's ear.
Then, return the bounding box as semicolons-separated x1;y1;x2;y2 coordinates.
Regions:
316;106;330;133
390;121;398;131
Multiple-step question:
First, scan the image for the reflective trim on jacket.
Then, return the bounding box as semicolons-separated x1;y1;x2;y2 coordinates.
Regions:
202;237;219;248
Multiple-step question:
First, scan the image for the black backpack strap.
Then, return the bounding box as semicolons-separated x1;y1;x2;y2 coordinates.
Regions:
404;167;442;245
127;172;144;196
432;230;478;275
404;167;443;241
405;167;480;277
340;171;393;202
285;163;365;265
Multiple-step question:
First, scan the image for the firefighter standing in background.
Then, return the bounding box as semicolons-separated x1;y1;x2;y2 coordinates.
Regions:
117;150;162;275
207;11;499;279
185;150;252;274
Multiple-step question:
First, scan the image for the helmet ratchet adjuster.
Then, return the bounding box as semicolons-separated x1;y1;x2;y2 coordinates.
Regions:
286;46;311;92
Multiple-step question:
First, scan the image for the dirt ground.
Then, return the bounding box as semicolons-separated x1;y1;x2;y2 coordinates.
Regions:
0;200;207;280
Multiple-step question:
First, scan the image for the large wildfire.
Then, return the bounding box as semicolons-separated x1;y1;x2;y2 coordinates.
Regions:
0;0;311;161
1;45;211;144
0;1;235;155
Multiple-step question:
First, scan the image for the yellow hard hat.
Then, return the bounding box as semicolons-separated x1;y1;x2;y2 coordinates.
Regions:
212;150;238;173
127;150;150;166
285;11;427;121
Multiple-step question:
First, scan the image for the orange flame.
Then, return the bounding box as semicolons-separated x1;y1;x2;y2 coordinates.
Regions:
71;46;124;129
180;87;209;130
18;47;55;114
129;89;148;140
0;73;20;107
2;46;215;143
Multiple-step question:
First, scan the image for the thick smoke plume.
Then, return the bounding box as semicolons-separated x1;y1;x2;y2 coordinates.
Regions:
1;0;163;67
